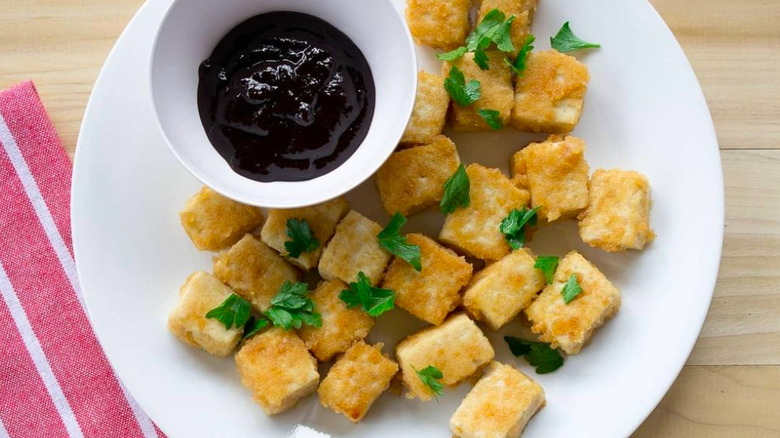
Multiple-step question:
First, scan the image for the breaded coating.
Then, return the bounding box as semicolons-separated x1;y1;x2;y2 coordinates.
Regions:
259;198;349;270
167;271;243;357
318;341;399;423
444;51;514;132
463;249;545;330
318;211;392;286
179;186;264;251
235;328;319;415
477;0;538;57
524;251;620;355
213;234;300;312
396;313;494;401
579;169;654;252
382;234;473;325
439;164;530;261
297;279;375;362
405;0;470;50
401;71;451;145
375;136;461;216
512;50;590;134
511;135;590;221
450;361;545;438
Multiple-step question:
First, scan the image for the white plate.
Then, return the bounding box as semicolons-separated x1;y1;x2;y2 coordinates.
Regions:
71;1;723;437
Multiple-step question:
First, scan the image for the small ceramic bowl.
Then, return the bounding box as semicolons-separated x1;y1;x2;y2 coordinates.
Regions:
150;0;417;208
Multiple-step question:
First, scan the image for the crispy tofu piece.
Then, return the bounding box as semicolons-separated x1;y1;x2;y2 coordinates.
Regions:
524;251;620;355
179;186;264;251
463;249;545;330
439;164;530;261
297;279;375;361
511;50;590;134
511;135;590;221
318;341;399;423
167;271;243;357
578;169;654;252
450;361;545;438
405;0;470;50
443;51;514;132
213;234;300;312
396;313;494;400
375;136;461;216
235;328;319;415
401;71;451;145
382;234;472;325
318;211;392;286
259;198;349;270
477;0;538;57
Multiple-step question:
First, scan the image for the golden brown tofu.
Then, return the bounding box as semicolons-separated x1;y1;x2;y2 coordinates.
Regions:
235;327;319;415
375;136;461;216
396;313;494;401
318;341;399;423
512;50;590;134
382;234;472;325
450;361;545;438
524;251;620;354
259;198;349;270
439;164;530;260
297;279;374;362
167;271;243;357
401;71;451;145
477;0;538;57
213;234;300;312
405;0;470;50
578;169;654;252
179;186;264;251
443;51;514;132
463;249;545;330
318;211;392;286
511;135;590;221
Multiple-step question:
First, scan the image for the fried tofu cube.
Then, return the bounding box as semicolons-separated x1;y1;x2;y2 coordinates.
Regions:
235;328;319;415
524;251;620;355
259;198;349;270
213;234;300;312
179;186;264;251
443;51;514;132
318;211;392;286
511;135;590;221
450;361;545;438
439;164;530;261
167;271;243;357
396;313;494;400
297;279;375;361
401;71;451;145
405;0;470;50
512;50;590;134
375;136;461;216
578;169;654;252
318;341;399;423
477;0;538;57
463;249;545;330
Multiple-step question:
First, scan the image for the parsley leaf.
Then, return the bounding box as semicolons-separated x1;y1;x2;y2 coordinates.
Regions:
466;9;506;51
206;293;251;331
413;365;444;398
284;218;320;258
377;212;422;271
505;336;565;374
550;22;600;52
473;45;490;70
499;206;540;249
534;255;559;285
440;164;470;214
506;35;535;75
561;273;583;304
264;281;322;330
436;46;467;61
494;16;516;52
339;271;395;317
242;316;268;339
444;65;481;107
477;108;503;130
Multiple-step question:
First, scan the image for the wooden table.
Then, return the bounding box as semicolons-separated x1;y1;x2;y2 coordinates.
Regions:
1;0;778;436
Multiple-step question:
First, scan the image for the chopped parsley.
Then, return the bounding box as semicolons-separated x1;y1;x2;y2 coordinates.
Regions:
205;293;251;331
499;206;540;249
477;108;503;130
506;34;535;75
444;65;481;106
438;9;516;69
414;365;444;398
505;336;564;374
436;46;467;61
377;212;422;271
242;316;268;339
561;273;583;304
284;218;320;258
473;45;490;70
440;164;470;214
264;281;322;330
339;271;396;317
550;22;600;52
534;255;559;285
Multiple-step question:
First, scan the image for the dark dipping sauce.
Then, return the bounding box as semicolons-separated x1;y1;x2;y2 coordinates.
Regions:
197;12;375;182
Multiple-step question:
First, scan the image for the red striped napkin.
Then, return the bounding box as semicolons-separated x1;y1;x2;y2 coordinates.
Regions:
0;81;164;438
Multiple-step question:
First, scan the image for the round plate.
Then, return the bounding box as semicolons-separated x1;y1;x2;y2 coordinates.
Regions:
72;1;723;437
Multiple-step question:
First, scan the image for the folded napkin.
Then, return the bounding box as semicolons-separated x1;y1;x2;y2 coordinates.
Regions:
0;81;163;438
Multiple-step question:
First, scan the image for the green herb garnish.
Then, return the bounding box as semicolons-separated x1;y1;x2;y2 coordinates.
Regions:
473;46;490;70
561;273;583;304
377;212;422;271
242;316;268;339
339;271;395;317
506;35;535;75
206;293;251;331
550;22;600;52
437;46;468;61
466;9;515;54
477;108;503;130
505;336;564;374
440;164;470;214
534;255;559;285
499;206;540;249
413;365;444;398
284;218;320;258
264;281;322;330
444;65;481;107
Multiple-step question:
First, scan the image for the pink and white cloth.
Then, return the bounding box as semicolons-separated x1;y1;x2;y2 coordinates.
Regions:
0;81;164;438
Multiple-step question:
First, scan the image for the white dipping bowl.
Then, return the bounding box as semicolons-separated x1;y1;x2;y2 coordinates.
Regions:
150;0;417;207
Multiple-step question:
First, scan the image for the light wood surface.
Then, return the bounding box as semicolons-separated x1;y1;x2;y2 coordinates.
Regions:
1;0;778;436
